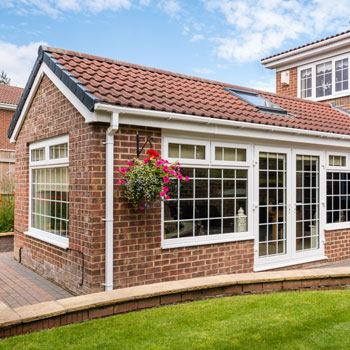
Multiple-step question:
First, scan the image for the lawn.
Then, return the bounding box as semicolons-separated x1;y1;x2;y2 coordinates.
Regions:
2;290;350;350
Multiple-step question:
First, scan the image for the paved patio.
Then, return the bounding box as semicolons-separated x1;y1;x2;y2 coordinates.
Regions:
0;252;72;308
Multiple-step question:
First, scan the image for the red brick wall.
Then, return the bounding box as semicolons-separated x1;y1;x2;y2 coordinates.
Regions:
14;75;107;295
276;67;298;97
325;229;350;262
0;108;15;150
323;96;350;111
113;125;255;289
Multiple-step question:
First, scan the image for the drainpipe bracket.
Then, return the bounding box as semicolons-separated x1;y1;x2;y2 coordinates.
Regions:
101;283;113;287
102;218;113;222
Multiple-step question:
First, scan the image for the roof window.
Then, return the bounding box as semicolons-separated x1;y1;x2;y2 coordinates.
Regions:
225;87;288;115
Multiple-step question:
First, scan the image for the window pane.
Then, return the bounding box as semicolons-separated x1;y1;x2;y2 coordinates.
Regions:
49;143;68;160
196;146;205;160
168;143;179;158
32;167;69;238
31;148;45;162
181;145;195;159
163;167;248;240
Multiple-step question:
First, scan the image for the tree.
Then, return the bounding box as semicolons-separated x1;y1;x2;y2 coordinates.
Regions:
0;71;11;85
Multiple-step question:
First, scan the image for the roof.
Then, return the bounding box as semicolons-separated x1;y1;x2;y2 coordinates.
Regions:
261;30;350;62
0;84;23;106
9;46;350;138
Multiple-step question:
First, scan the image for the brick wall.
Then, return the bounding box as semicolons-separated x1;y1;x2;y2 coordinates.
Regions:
0;109;15;150
325;229;350;262
113;125;255;289
276;67;298;97
14;75;107;295
323;96;350;111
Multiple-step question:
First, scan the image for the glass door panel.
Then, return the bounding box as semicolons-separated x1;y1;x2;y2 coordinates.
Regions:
259;152;287;257
295;155;319;252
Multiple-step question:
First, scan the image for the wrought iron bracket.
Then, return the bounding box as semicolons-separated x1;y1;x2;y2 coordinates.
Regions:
136;134;153;158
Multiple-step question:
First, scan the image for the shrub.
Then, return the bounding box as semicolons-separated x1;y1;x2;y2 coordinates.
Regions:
0;175;14;232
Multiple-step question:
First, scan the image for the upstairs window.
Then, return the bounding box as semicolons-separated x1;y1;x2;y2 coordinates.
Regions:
316;61;332;97
335;58;348;92
300;68;312;98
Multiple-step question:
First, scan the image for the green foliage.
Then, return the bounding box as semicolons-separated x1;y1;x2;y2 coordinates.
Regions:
3;290;350;349
119;151;188;210
0;70;11;85
0;175;14;232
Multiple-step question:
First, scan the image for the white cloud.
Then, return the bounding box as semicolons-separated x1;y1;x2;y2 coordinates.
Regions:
3;0;131;17
190;34;204;42
249;77;276;93
0;41;47;87
157;0;182;17
203;0;350;62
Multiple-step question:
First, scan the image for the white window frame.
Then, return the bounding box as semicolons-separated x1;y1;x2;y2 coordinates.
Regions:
164;137;210;165
26;135;69;249
326;151;348;170
298;53;350;101
211;141;251;167
162;136;253;249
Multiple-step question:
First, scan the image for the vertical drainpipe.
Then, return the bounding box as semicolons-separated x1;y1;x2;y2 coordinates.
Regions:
104;112;119;291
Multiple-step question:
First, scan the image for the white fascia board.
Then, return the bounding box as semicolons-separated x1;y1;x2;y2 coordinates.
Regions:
94;103;350;148
10;62;110;143
0;103;17;111
262;34;350;69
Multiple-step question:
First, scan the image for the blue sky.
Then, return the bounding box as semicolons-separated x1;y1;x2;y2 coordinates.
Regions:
1;0;350;91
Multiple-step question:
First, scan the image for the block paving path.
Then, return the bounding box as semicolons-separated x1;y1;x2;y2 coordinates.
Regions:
0;252;72;308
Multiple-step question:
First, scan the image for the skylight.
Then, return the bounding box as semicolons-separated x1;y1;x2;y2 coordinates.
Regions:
225;87;288;115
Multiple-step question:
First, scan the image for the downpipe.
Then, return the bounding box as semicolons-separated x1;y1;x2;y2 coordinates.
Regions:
103;112;119;291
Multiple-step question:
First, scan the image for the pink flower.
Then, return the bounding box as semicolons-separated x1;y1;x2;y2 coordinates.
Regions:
156;166;160;169
140;203;145;211
165;160;169;164
178;174;183;180
162;166;169;172
160;192;166;197
130;163;134;167
126;161;132;165
170;170;176;176
144;159;148;164
156;160;164;165
171;165;176;168
163;176;169;184
120;168;126;173
117;180;125;184
163;186;169;192
185;176;189;181
166;195;170;200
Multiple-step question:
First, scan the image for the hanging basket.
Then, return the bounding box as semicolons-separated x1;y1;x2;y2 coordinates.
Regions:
117;149;188;210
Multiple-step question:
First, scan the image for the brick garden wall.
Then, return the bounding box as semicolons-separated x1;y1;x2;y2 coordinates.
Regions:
325;229;350;262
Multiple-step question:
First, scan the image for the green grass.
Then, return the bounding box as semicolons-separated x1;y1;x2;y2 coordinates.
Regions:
2;290;350;349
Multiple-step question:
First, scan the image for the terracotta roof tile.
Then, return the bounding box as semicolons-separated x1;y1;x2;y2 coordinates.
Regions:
41;47;350;136
0;84;23;105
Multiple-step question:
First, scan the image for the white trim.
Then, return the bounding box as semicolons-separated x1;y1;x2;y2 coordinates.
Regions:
254;255;328;271
211;141;251;167
163;137;210;165
10;62;110;143
326;151;348;170
95;103;350;148
325;222;350;231
261;32;350;68
0;102;17;111
24;229;69;249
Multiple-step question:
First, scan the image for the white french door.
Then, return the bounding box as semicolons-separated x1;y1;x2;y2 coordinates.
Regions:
254;146;325;271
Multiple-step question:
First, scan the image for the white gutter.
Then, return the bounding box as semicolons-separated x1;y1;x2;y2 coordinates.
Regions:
94;103;350;141
261;32;350;68
103;112;119;291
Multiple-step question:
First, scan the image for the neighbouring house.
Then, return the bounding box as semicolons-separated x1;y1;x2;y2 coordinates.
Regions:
8;45;350;295
0;84;22;184
261;30;350;110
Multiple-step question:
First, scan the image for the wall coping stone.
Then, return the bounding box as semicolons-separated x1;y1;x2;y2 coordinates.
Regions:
1;266;350;334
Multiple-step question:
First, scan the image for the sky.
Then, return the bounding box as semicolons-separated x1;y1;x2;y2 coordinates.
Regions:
1;0;350;92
